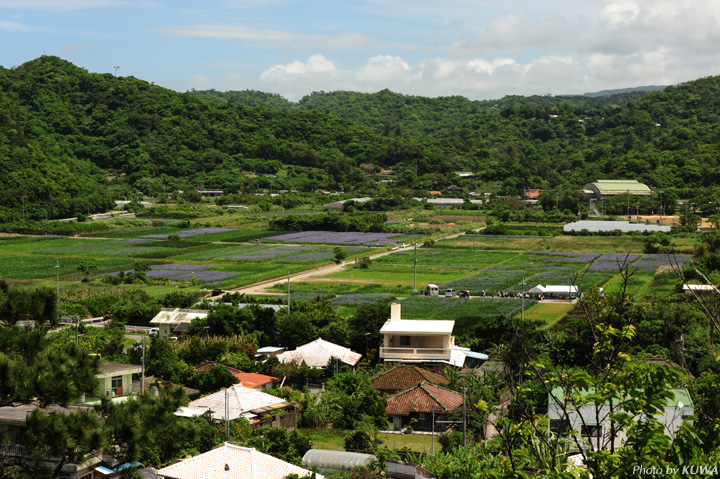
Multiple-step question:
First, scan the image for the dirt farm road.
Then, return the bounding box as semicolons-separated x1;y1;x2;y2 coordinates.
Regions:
211;243;420;299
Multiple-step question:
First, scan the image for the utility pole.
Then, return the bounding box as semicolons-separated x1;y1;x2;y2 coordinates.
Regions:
225;388;230;440
431;403;435;454
521;274;526;321
659;190;664;221
462;387;467;446
627;190;630;220
413;239;417;294
287;272;291;317
141;336;146;393
55;261;60;322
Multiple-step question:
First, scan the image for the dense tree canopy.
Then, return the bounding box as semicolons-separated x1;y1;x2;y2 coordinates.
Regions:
5;56;720;221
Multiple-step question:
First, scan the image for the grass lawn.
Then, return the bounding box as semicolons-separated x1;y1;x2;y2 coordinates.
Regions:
306;428;440;454
523;302;576;329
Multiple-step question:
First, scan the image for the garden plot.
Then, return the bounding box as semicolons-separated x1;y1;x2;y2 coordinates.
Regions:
0;255;134;280
631;254;691;273
264;231;404;245
141;227;238;239
175;244;367;264
398;296;536;333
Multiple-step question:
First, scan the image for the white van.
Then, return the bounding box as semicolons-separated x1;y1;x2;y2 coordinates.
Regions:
149;328;159;338
445;289;456;298
426;284;440;296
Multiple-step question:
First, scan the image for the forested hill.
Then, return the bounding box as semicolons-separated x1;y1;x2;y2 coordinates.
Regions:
0;56;440;221
2;55;720;222
188;88;659;136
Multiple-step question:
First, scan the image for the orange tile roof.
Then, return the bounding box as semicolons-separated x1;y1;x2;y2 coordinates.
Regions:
234;372;277;389
157;443;322;479
196;362;277;388
371;366;449;392
385;382;463;416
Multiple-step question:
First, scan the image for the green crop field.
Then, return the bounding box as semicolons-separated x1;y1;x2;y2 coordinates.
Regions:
307;428;439;454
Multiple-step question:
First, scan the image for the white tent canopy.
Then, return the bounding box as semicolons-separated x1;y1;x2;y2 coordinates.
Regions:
528;285;578;295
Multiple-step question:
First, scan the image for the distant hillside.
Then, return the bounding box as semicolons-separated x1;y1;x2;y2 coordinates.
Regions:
3;56;720;221
189;88;657;136
583;85;668;97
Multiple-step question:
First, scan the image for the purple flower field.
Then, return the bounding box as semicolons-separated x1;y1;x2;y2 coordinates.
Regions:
632;254;691;272
142;227;237;239
586;253;639;272
446;270;527;291
150;264;214;271
525;251;601;263
264;231;403;245
331;294;396;307
230;246;314;261
145;270;238;281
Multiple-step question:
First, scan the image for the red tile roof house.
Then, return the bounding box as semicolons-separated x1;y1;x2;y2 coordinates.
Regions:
385;382;464;432
157;443;323;479
196;362;277;390
371;365;450;394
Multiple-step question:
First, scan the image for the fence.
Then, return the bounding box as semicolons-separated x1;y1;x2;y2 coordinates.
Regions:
255;410;297;429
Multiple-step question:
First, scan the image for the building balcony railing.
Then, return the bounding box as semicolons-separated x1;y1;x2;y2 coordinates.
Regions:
379;347;452;360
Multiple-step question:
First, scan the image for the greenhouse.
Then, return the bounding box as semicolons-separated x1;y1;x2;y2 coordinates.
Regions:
301;449;376;473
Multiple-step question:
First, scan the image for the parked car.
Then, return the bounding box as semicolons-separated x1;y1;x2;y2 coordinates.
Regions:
459;290;471;298
445;288;456;298
149;328;159;338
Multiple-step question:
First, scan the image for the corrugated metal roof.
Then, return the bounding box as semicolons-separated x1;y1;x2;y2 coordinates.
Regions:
587;180;651;194
386;383;463;416
563;221;671;233
380;319;455;334
157;443;322;479
188;384;288;421
548;387;694;408
302;450;375;471
149;308;209;325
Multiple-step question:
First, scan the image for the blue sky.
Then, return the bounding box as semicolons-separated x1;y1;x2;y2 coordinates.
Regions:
2;0;720;101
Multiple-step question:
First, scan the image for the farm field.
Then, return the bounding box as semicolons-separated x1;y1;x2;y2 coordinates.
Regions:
524;302;575;329
0;229;384;290
321;246;689;295
307;428;439;455
0;228;691;327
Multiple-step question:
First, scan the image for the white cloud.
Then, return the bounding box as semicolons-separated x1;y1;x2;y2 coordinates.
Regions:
451;10;578;56
599;2;640;28
0;20;34;31
250;53;597;101
150;24;324;44
261;54;337;79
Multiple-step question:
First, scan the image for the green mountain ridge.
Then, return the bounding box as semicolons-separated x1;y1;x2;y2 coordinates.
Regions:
2;56;720;221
